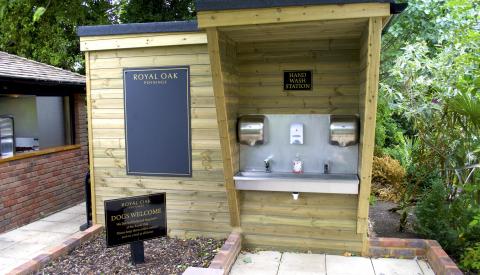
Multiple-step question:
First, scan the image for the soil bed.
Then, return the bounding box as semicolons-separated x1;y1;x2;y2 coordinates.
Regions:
369;200;420;238
38;231;224;275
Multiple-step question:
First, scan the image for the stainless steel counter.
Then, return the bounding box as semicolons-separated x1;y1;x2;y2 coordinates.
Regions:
233;171;359;194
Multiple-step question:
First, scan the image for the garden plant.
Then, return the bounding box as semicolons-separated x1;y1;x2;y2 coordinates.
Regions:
375;0;480;272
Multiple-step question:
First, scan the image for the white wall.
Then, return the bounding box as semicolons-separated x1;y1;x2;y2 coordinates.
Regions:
0;95;39;139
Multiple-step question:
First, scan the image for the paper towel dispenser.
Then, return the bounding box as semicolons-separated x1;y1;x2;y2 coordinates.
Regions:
238;115;266;146
329;115;359;147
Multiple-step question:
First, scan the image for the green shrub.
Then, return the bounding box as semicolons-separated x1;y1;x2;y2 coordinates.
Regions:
460;242;480;273
415;180;463;255
415;180;480;259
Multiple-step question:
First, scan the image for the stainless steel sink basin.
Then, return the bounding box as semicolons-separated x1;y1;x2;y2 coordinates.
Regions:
233;171;359;194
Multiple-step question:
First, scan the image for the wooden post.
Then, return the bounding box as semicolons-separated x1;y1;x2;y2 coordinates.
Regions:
197;3;390;28
357;17;382;255
84;51;97;224
205;28;241;227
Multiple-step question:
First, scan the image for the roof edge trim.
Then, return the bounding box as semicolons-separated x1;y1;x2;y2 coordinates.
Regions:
195;0;396;11
77;20;199;37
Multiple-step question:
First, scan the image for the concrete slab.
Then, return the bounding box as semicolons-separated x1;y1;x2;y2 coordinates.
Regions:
0;256;28;275
19;220;59;232
326;255;375;275
42;212;79;222
0;240;15;250
0;229;38;243
20;231;70;244
183;267;224;275
0;203;85;274
47;221;84;234
371;258;423;275
20;220;82;234
277;252;326;275
230;251;281;275
62;203;86;214
417;260;435;275
0;241;46;259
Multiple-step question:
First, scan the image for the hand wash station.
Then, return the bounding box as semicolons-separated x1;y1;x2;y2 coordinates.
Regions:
78;0;406;256
235;115;360;196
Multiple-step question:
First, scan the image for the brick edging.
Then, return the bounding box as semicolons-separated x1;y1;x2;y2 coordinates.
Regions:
369;237;463;275
183;231;242;275
6;224;103;275
209;231;242;274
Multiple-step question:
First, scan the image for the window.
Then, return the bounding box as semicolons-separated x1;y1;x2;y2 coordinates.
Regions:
0;94;73;155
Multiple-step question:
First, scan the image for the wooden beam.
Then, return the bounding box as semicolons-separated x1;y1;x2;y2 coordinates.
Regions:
357;17;382;255
206;28;241;227
197;3;390;29
382;15;393;29
85;51;98;224
0;145;81;164
80;32;207;52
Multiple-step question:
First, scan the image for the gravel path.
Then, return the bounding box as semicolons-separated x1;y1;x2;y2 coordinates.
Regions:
39;232;224;275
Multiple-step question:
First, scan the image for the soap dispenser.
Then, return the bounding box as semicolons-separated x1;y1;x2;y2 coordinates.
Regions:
292;153;304;174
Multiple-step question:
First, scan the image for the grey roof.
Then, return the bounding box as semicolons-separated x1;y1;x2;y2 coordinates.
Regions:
77;1;406;38
77;21;199;37
0;51;85;86
195;0;398;11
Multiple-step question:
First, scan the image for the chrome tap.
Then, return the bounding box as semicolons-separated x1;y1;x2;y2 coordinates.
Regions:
264;155;273;173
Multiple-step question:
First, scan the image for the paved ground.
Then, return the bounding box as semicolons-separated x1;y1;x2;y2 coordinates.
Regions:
230;251;436;275
0;203;86;274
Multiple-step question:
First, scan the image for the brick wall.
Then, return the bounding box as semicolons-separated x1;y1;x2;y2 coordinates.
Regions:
74;94;88;163
0;93;88;233
369;237;463;275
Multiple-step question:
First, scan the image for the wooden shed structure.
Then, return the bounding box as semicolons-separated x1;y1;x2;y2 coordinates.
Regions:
78;0;406;255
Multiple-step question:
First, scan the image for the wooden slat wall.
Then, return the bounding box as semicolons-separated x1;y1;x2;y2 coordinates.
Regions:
236;39;361;115
233;38;364;253
240;191;363;253
85;36;232;239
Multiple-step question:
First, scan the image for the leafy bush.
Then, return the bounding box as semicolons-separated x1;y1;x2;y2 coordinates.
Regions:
415;180;462;253
461;242;480;273
378;0;480;270
375;95;411;161
371;156;406;202
415;180;480;259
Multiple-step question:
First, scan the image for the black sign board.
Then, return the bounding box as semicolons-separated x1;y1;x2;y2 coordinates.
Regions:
283;71;312;90
104;193;167;247
124;66;191;176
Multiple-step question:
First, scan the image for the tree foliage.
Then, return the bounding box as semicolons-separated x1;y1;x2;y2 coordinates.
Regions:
379;0;480;270
0;0;116;73
119;0;195;23
0;0;197;72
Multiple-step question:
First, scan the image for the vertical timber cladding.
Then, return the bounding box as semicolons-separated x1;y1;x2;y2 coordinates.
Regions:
124;66;191;176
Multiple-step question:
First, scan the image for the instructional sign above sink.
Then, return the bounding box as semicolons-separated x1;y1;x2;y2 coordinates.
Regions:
283;70;312;90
